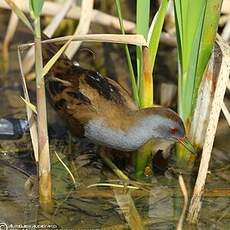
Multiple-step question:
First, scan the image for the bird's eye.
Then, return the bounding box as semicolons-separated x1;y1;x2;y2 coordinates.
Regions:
170;127;177;134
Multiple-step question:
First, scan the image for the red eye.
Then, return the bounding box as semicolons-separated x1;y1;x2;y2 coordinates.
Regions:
170;127;177;134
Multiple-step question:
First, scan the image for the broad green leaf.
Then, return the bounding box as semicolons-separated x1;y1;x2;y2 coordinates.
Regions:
182;0;206;73
174;0;223;161
136;0;150;40
182;3;207;122
148;0;168;73
29;0;44;19
193;0;223;105
174;0;207;121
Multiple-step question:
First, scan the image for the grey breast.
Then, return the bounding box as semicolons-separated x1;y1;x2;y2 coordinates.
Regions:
84;118;151;151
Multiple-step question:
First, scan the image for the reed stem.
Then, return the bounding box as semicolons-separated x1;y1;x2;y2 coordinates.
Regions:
34;17;52;208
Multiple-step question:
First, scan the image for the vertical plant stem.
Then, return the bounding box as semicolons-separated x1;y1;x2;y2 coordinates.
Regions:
34;17;52;208
135;139;154;178
18;47;38;162
139;47;153;107
174;0;222;162
115;0;139;106
136;47;153;177
187;37;230;223
136;0;150;91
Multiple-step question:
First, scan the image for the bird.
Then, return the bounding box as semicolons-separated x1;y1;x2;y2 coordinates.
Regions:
42;35;194;154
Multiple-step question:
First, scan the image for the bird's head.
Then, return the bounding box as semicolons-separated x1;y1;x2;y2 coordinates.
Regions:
139;107;196;154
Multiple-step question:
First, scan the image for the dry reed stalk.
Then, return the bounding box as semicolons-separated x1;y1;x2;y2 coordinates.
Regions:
0;0;135;32
221;0;230;14
3;10;19;73
187;36;230;223
221;102;230;126
0;0;176;47
189;44;219;148
54;151;77;188
176;175;188;230
19;34;147;49
65;0;94;59
221;20;230;41
33;17;52;207
17;47;39;162
22;0;75;75
44;34;147;46
227;79;230;90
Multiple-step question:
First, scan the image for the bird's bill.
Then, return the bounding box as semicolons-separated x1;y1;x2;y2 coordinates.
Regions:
177;136;196;155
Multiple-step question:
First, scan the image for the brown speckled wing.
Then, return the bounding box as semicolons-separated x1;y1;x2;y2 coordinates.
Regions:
45;71;96;136
42;32;138;136
82;69;137;109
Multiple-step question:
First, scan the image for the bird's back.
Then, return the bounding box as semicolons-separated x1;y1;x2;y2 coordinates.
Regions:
42;35;138;137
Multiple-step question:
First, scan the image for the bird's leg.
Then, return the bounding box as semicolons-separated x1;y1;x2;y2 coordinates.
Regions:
99;147;129;181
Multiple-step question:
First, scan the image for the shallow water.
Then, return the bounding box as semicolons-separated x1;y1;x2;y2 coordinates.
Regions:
0;146;229;229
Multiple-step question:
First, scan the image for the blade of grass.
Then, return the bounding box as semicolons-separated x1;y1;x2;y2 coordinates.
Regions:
99;150;129;180
29;0;44;18
18;47;38;162
54;151;77;188
136;0;150;39
20;96;37;114
41;37;73;78
88;183;139;190
115;0;139;106
147;0;168;73
182;4;206;123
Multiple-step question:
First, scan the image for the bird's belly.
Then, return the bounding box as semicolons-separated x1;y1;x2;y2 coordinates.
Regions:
84;119;146;151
